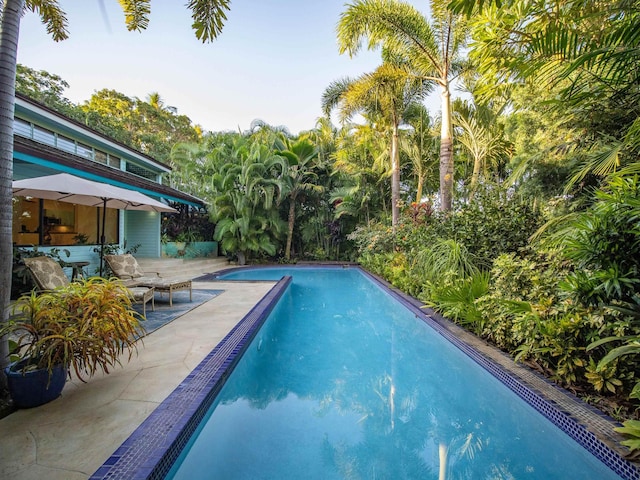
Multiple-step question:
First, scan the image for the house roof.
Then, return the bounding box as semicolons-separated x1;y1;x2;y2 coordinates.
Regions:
14;135;205;207
15;92;173;174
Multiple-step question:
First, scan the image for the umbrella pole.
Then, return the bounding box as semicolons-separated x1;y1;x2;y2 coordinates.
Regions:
100;199;107;277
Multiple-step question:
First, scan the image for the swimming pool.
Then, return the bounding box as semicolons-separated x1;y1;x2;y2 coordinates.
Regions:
93;266;639;479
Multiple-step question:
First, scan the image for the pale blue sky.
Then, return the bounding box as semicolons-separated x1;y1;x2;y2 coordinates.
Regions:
17;1;437;135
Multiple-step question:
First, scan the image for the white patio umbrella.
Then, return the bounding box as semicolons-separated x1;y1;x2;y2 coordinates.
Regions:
13;173;177;275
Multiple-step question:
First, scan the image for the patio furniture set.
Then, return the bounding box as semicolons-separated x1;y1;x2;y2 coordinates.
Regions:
24;254;192;318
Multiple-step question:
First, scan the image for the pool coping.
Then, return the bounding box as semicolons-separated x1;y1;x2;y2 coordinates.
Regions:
92;265;640;479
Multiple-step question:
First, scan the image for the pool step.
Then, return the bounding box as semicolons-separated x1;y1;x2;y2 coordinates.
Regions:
135;257;230;280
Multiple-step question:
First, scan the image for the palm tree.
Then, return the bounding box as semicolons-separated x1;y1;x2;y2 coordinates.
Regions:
401;103;439;203
322;62;427;226
0;0;231;390
455;0;640;190
331;121;390;224
453;99;509;196
274;134;323;261
210;138;288;264
337;0;467;212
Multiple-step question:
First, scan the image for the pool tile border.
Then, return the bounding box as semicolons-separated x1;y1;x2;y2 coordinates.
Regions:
92;265;640;480
360;268;640;480
90;276;292;480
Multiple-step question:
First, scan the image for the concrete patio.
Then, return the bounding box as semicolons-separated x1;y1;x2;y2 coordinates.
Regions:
0;277;276;480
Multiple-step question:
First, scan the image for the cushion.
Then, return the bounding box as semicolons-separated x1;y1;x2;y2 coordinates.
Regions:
24;257;70;290
105;254;145;279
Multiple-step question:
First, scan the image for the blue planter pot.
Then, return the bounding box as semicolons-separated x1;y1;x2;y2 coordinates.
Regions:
5;360;67;408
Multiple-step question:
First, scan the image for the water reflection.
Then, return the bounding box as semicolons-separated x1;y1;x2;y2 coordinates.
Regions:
169;269;619;480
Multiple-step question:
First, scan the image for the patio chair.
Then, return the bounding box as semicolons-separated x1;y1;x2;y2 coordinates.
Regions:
23;256;155;317
103;254;192;307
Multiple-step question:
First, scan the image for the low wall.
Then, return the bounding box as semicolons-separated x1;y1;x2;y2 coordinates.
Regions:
161;241;218;259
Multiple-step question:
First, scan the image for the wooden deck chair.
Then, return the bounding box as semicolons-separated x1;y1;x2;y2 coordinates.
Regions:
23;256;154;317
104;254;192;307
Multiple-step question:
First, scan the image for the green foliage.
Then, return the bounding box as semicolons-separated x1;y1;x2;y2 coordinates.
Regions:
81;89;202;163
513;308;592;386
558;175;640;306
588;296;640;403
16;64;79;118
359;251;423;297
439;184;543;264
348;222;397;256
161;207;213;243
614;420;640;457
584;357;623;395
414;238;479;281
206;138;288;263
274;134;323;260
1;278;143;381
476;252;566;351
426;271;490;335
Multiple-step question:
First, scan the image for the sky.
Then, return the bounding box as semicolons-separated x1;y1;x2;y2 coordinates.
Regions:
17;1;437;135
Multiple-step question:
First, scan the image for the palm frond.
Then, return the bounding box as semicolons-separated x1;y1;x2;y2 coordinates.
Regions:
186;0;230;42
117;0;150;32
27;0;69;41
565;141;623;193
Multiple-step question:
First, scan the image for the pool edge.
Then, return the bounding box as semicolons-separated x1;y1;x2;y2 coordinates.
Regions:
89;276;292;480
359;267;640;480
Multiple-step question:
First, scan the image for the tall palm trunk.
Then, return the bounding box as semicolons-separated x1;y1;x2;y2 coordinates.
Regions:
0;0;25;389
391;121;400;228
469;156;482;199
439;85;454;212
285;193;296;260
415;175;424;203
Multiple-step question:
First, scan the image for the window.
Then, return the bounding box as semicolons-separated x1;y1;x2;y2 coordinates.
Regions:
13;197;119;247
14;118;32;138
57;135;76;154
126;162;157;180
76;143;93;160
94;150;108;165
32;126;55;146
108;154;121;169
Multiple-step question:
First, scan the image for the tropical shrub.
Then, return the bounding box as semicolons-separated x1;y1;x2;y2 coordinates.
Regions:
426;271;490;335
438;184;544;265
476;252;567;351
359;251;422;297
2;278;143;380
208;140;288;264
348;222;397;256
559;175;640;306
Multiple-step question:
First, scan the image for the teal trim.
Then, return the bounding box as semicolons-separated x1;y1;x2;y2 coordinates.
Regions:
14;151;200;207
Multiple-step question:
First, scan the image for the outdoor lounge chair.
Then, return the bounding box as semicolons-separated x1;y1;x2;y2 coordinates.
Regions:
104;254;192;307
23;256;155;317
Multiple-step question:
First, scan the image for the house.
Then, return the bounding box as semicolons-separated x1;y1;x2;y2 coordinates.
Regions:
12;92;204;275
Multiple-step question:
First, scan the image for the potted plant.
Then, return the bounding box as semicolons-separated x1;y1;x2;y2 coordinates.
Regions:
1;278;144;408
72;233;89;245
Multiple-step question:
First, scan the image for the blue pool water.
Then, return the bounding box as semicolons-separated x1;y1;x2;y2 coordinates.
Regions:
166;267;622;479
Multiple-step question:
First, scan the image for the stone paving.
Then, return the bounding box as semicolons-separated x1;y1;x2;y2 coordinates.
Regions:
0;279;275;480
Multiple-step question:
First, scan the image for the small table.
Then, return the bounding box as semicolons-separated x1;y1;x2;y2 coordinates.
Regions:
68;261;90;280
